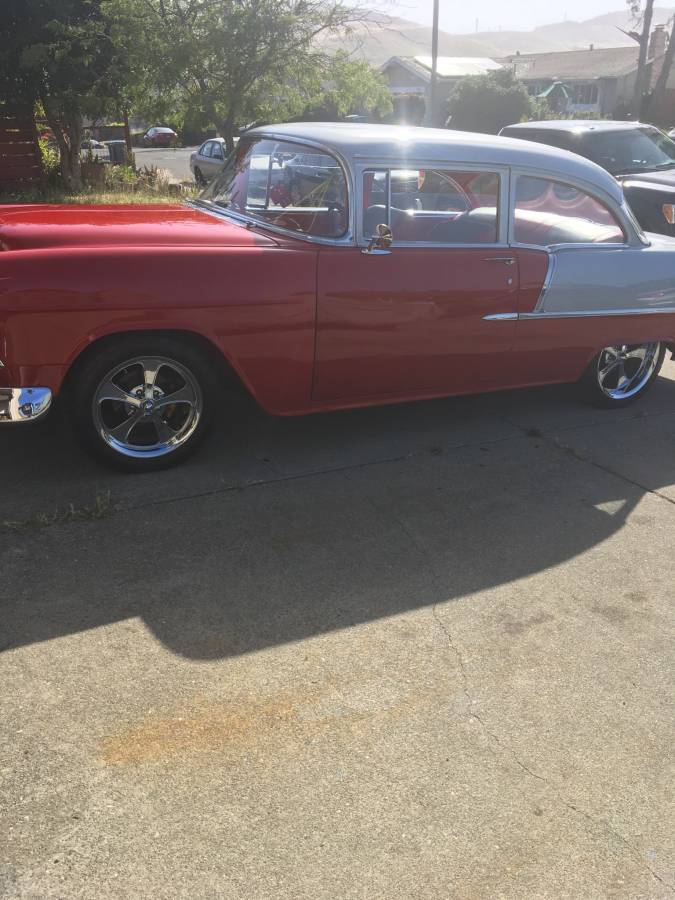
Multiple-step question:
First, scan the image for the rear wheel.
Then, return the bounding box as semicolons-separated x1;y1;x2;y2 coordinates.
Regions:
69;336;215;471
580;341;665;408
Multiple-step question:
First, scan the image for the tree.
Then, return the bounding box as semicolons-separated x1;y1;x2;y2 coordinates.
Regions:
112;0;390;151
628;0;655;118
645;16;675;121
0;0;130;190
446;70;535;135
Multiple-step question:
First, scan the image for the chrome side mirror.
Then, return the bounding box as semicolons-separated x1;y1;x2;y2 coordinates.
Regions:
362;223;393;255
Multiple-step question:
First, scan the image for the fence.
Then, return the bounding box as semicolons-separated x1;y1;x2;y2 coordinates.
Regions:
0;115;43;190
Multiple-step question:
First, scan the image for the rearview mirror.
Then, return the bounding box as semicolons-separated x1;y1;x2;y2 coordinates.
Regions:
363;223;393;255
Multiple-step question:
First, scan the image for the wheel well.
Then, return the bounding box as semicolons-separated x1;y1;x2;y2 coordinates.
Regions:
61;329;246;396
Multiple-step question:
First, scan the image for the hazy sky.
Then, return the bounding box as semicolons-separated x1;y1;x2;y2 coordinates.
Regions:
376;0;637;34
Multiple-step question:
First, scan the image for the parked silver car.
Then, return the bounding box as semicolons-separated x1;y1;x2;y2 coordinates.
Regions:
190;139;227;186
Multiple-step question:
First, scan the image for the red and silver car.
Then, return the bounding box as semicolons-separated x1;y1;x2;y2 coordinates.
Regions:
2;123;675;471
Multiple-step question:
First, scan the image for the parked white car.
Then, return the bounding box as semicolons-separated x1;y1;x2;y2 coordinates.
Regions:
190;138;228;186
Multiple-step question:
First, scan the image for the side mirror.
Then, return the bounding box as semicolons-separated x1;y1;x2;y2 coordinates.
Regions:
363;223;393;255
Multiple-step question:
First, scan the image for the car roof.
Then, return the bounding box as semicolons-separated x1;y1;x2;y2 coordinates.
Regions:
502;120;657;134
246;121;624;202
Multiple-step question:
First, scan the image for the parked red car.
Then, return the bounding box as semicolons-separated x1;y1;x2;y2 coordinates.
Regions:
142;126;178;147
2;123;675;472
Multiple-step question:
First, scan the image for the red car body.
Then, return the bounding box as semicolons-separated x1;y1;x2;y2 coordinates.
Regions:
142;127;177;147
2;123;675;469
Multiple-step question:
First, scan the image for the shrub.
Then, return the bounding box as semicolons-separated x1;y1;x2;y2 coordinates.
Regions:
446;70;535;134
38;136;60;184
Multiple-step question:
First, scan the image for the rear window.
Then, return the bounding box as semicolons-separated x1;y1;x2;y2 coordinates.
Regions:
201;138;348;238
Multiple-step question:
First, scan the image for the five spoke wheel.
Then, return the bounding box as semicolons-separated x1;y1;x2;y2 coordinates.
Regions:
596;342;661;400
93;356;202;459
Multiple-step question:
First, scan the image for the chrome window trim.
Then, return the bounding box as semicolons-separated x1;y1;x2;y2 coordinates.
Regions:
484;307;675;321
355;161;510;248
507;167;641;249
195;134;356;246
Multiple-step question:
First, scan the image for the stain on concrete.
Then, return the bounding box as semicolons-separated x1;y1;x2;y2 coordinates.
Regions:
499;611;554;637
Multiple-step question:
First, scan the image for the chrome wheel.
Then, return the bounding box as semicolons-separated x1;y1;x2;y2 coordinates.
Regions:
93;356;202;458
596;342;661;400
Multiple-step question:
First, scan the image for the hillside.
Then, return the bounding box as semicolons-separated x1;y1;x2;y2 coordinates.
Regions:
321;7;675;66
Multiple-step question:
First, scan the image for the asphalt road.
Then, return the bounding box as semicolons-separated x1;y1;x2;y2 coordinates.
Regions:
133;146;199;183
2;362;675;898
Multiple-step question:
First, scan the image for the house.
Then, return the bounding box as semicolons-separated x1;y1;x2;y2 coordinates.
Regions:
381;56;503;125
499;25;671;118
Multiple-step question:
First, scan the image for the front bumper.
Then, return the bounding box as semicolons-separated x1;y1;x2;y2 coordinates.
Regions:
0;387;52;423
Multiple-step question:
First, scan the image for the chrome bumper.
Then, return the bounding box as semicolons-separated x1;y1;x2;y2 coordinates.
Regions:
0;387;52;423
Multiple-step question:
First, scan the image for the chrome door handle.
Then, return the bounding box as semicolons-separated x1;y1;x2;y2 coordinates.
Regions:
484;256;516;265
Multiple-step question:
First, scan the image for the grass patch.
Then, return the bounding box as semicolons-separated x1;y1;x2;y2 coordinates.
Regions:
1;186;198;205
2;492;117;532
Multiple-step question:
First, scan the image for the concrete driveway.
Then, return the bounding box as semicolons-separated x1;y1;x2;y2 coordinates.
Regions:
1;361;674;898
133;146;199;183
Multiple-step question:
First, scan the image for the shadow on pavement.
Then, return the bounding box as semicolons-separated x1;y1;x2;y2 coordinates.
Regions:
2;375;675;659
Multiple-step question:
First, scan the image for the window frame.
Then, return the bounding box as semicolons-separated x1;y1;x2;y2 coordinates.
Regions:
355;160;510;248
508;168;641;251
199;135;355;245
211;141;224;161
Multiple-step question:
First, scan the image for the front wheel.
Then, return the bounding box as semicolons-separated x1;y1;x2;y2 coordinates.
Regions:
194;167;206;187
69;337;215;471
579;341;665;408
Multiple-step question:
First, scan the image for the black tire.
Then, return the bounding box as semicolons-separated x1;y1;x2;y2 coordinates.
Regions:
579;341;665;409
194;167;206;187
68;335;216;472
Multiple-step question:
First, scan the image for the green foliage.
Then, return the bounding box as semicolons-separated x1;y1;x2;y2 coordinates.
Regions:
38;136;60;182
109;0;389;147
0;0;131;189
446;70;536;135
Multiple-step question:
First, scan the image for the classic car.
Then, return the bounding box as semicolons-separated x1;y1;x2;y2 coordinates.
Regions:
500;120;675;237
2;122;675;472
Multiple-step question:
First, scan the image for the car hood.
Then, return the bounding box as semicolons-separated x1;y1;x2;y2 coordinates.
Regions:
617;168;675;191
0;203;277;251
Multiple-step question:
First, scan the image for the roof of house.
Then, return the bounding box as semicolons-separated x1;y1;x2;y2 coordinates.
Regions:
246;122;624;202
383;56;503;82
500;46;639;80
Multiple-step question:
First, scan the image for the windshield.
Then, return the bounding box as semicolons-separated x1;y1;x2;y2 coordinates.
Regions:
199;138;348;238
584;127;675;174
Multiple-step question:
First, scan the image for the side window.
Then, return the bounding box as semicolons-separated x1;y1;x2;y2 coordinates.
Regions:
201;142;213;158
362;168;500;244
211;142;224;161
513;176;625;245
203;139;348;238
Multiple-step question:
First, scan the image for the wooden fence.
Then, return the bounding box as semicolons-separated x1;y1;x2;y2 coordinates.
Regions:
0;115;43;190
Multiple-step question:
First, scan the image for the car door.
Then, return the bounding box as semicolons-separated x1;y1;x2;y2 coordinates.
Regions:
313;165;519;402
206;141;225;179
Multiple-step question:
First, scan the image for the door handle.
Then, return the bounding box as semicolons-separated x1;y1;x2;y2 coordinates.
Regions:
484;256;516;265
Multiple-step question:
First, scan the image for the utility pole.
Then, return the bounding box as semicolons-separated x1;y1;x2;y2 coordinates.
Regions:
632;0;655;119
428;0;440;126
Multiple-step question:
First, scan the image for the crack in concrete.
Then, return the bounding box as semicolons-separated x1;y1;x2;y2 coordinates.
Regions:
352;469;674;893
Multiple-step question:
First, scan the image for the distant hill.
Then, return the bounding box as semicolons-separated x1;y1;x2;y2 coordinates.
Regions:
321;7;675;66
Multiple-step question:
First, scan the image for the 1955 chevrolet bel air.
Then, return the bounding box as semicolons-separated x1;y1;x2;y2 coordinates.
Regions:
2;122;675;471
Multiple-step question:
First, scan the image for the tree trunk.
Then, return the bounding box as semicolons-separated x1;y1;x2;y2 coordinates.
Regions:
646;17;675;121
41;98;83;192
633;0;655;118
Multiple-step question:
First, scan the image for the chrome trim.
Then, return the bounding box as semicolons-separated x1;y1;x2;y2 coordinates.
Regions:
534;252;556;312
0;387;52;423
520;306;675;319
484;256;515;264
483;312;518;320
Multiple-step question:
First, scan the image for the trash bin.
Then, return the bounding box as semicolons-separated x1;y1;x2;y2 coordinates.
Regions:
107;140;128;165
